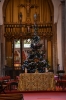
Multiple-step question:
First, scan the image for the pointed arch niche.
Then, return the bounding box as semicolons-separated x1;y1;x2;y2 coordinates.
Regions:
3;0;56;73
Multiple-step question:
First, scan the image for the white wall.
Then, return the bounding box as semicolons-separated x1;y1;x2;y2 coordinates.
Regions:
0;0;4;25
57;6;63;70
52;0;63;70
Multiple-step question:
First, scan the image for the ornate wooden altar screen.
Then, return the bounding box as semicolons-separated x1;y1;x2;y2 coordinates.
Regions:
4;0;53;77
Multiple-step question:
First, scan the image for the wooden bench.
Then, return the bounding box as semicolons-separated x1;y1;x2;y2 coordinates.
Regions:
0;93;24;100
0;81;7;93
0;76;18;91
56;75;66;90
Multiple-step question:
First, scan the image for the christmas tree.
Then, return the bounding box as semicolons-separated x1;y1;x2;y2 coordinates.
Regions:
22;13;50;73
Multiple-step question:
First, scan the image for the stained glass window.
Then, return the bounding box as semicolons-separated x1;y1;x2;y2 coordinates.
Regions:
24;39;31;48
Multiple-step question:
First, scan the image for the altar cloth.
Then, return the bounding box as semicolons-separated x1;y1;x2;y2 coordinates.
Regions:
18;72;55;91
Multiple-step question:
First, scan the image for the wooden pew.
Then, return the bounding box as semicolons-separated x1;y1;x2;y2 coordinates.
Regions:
0;76;18;91
0;93;24;100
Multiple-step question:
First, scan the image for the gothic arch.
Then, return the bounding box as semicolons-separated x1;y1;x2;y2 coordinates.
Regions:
3;0;9;18
47;0;54;16
3;0;54;22
2;0;56;74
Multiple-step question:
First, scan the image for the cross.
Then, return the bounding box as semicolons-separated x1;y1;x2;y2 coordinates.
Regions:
18;0;38;17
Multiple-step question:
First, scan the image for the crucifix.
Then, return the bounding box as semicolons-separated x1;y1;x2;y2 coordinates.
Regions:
18;0;38;18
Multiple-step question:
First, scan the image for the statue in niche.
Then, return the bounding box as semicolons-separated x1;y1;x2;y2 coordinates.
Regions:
14;50;20;62
27;25;30;32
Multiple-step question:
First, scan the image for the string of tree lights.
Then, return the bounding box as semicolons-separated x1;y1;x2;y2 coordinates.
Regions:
22;13;50;73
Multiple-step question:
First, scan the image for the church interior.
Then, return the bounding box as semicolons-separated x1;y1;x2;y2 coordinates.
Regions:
0;0;66;95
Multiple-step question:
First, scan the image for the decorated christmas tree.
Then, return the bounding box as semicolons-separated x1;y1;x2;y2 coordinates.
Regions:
22;13;50;73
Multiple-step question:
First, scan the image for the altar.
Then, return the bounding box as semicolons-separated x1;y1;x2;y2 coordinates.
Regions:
18;72;55;91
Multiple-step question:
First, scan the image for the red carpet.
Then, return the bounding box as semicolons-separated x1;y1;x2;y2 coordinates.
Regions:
1;90;66;100
4;86;66;94
23;92;66;100
2;86;66;100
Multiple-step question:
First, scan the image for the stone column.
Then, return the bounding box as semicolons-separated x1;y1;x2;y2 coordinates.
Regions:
60;0;65;70
53;23;57;74
0;0;6;76
0;25;4;76
0;25;5;76
64;0;66;72
0;25;1;76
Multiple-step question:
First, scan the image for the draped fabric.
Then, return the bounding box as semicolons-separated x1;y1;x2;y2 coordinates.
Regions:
18;73;55;91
